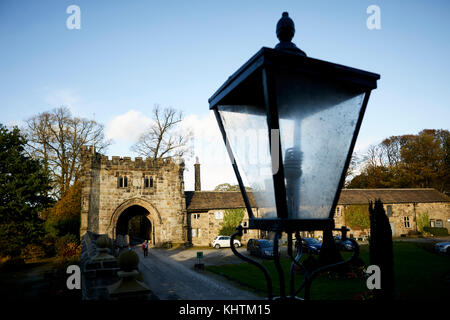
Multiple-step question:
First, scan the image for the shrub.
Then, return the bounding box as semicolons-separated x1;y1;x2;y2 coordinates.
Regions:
423;227;448;236
55;234;79;257
41;234;57;257
417;212;429;233
21;244;46;263
345;205;370;230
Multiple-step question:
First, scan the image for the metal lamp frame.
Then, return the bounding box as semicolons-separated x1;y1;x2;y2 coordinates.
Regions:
208;12;379;301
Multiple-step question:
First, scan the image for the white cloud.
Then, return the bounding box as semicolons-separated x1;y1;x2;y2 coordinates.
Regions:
105;110;153;143
44;89;80;108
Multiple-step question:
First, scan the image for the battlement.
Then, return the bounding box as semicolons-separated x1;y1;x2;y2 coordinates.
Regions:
81;145;185;170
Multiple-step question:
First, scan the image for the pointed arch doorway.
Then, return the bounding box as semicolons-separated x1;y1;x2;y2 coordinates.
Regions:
115;205;155;246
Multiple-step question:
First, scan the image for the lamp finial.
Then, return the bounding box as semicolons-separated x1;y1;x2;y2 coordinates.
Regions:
275;12;306;56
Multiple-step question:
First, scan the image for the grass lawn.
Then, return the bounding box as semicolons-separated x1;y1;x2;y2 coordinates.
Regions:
206;242;449;300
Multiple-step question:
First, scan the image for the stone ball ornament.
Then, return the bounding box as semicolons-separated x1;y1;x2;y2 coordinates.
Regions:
96;235;111;248
118;250;140;272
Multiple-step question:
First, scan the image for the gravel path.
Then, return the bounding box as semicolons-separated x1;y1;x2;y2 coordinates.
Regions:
136;247;262;300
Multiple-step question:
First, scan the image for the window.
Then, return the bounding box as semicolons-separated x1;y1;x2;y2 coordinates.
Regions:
403;217;411;228
335;207;341;216
118;176;128;188
435;220;443;228
144;176;153;188
387;205;392;217
430;220;435;227
215;211;224;220
192;228;201;237
193;214;200;220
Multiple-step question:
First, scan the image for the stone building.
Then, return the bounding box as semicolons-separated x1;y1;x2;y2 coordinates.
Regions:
80;146;187;246
80;146;450;246
333;189;450;238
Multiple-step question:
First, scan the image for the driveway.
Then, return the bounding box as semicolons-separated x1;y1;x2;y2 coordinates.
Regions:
136;247;263;300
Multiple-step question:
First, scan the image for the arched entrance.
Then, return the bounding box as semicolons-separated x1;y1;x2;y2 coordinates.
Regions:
116;205;153;246
109;198;162;247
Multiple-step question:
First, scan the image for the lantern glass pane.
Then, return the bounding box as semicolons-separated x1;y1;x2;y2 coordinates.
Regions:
217;105;277;219
275;71;366;220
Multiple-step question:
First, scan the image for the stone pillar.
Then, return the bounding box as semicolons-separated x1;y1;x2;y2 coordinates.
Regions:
194;157;201;191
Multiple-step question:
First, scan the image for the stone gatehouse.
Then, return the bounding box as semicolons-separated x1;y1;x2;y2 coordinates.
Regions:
80;146;450;247
80;146;187;246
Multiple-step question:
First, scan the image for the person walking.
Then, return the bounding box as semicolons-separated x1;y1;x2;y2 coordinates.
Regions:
142;240;149;257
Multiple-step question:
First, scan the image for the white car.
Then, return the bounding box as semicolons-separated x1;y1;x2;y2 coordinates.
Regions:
211;236;241;249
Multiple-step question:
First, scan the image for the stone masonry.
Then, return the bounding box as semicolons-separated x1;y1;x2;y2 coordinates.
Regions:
80;146;187;246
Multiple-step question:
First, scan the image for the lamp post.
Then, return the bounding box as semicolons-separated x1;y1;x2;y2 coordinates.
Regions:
209;12;379;300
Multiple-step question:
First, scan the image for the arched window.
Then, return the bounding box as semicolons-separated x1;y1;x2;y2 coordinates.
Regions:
150;177;154;188
124;176;128;188
144;177;149;188
118;176;124;188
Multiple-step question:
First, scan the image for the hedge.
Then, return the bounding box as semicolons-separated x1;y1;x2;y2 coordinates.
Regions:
423;227;448;236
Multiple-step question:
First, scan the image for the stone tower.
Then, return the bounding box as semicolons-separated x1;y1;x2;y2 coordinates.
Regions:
80;146;187;246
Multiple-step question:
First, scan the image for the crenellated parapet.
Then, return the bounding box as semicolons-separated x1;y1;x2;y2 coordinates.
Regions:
80;145;185;171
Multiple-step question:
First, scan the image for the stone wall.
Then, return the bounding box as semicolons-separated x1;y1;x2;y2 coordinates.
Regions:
189;209;261;246
80;146;187;246
339;202;450;238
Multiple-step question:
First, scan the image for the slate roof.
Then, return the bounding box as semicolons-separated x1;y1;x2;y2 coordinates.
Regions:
337;188;450;205
185;189;450;212
185;191;254;212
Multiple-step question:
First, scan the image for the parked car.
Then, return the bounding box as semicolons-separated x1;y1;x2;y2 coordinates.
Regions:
247;239;280;259
211;236;241;249
301;238;322;255
334;236;355;251
434;242;450;255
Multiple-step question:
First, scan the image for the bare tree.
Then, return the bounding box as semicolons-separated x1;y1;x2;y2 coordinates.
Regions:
25;106;111;198
345;151;363;185
131;105;193;162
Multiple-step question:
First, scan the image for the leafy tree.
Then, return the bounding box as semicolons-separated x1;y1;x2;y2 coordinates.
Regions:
43;181;81;238
25;106;111;198
347;129;450;193
0;124;53;257
218;208;244;236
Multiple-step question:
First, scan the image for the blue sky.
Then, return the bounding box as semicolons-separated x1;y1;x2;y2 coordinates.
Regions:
1;0;449;190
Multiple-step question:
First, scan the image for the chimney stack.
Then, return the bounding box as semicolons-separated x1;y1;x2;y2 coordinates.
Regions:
194;157;201;191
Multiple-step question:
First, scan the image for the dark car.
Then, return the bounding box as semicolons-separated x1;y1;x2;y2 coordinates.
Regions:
247;239;280;259
301;238;322;255
334;236;355;251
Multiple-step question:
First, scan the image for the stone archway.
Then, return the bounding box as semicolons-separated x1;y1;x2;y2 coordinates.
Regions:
108;198;162;246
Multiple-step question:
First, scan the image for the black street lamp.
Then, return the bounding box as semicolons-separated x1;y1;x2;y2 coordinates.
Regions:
209;12;380;300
